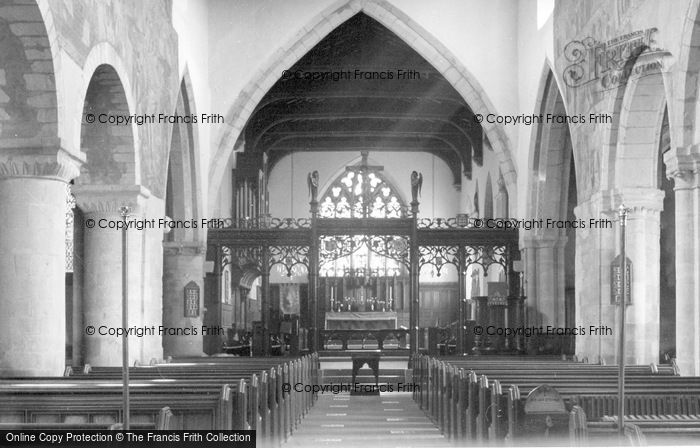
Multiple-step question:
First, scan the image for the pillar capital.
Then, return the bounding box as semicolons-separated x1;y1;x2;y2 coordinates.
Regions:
521;229;568;249
72;184;151;215
587;188;664;217
163;241;207;257
0;145;83;182
664;145;700;189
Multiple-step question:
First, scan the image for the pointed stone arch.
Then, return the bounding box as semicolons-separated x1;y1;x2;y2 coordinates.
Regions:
608;56;671;192
527;65;575;223
594;50;672;366
161;68;207;357
165;71;202;243
524;66;576;333
208;0;516;214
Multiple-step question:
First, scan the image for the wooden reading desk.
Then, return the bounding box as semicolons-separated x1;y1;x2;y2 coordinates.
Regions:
348;350;382;394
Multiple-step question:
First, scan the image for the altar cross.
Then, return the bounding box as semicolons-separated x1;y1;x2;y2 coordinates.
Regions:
345;151;384;217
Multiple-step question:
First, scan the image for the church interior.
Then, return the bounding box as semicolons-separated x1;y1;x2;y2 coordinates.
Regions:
1;0;700;446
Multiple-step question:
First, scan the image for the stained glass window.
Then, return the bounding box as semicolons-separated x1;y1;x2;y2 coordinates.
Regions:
318;160;406;278
319;169;404;218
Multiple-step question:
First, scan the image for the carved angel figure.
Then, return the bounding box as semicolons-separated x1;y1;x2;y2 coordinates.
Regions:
307;170;319;201
410;170;423;203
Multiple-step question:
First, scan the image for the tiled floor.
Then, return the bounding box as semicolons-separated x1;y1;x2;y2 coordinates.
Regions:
283;392;451;448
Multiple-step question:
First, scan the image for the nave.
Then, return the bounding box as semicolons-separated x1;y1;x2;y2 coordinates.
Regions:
4;1;700;448
282;392;448;448
3;352;700;446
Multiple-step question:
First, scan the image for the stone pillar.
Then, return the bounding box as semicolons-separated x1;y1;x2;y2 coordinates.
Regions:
574;194;615;364
73;185;162;366
522;230;567;327
622;190;664;364
574;189;663;365
665;146;700;375
0;147;82;376
162;242;205;356
141;194;166;363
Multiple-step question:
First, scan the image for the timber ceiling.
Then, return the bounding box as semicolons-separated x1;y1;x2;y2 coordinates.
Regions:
242;13;483;185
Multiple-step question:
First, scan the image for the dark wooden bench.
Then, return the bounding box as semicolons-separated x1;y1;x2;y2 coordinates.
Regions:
0;381;239;429
72;354;320;442
1;354;319;447
0;406;174;431
573;394;700;420
570;405;700;445
414;354;700;444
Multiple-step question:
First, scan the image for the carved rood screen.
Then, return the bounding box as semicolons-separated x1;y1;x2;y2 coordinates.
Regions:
222;245;310;277
206;158;520;354
418;244;508;276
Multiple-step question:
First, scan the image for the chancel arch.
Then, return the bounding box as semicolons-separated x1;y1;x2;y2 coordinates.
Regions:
208;1;518;215
217;7;523;353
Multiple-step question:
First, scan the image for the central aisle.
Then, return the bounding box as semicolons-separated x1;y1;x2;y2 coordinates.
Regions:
283;392;451;448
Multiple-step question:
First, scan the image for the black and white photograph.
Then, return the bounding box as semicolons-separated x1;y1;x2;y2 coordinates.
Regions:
0;0;698;447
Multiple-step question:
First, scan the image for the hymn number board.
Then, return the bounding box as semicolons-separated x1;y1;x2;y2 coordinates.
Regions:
184;281;200;317
610;255;632;305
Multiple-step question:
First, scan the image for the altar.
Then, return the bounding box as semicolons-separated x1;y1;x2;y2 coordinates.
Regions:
324;311;397;330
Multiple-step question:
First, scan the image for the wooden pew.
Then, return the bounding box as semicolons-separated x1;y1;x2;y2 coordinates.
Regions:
0;381;239;429
569;405;700;445
0;422;155;430
107;406;175;430
414;354;700;445
573;394;700;420
2;354;319;447
74;353;319;443
434;355;677;375
569;405;648;446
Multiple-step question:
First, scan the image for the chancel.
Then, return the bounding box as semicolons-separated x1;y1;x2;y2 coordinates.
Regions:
1;1;700;447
